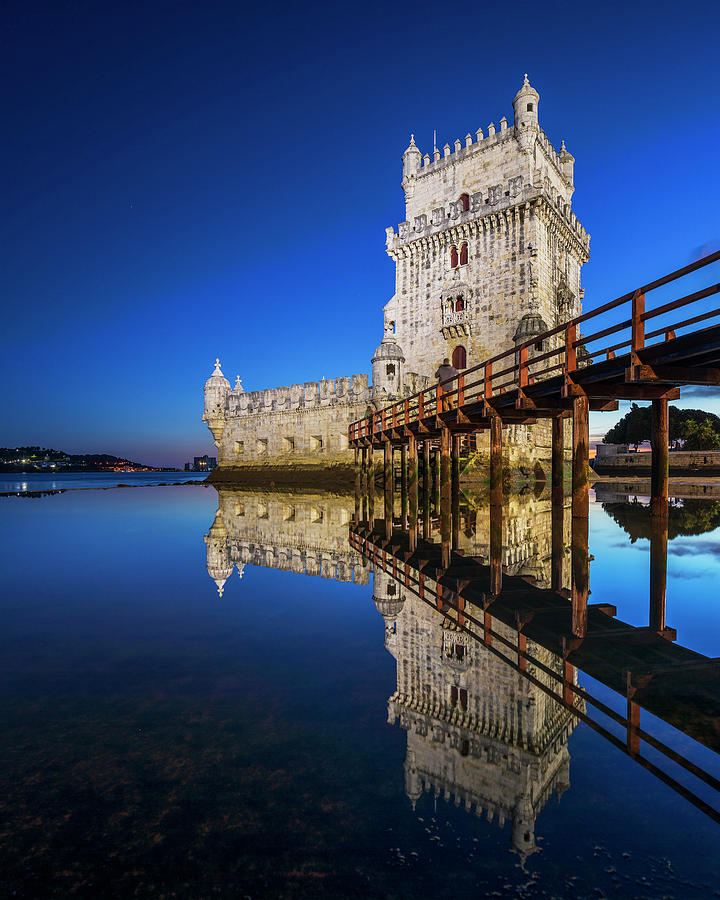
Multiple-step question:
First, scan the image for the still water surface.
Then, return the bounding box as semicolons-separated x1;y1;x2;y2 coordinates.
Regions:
1;480;719;897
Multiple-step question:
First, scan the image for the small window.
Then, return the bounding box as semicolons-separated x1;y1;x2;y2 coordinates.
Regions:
459;193;470;212
450;686;458;708
310;506;324;524
459;688;468;710
455;644;464;661
234;440;244;455
386;363;395;377
535;340;544;352
282;436;295;452
388;583;396;596
256;438;268;455
450;246;458;268
257;502;268;519
455;297;464;312
283;504;295;521
527;103;533;112
452;345;467;369
235;502;245;516
310;435;324;452
459;242;468;266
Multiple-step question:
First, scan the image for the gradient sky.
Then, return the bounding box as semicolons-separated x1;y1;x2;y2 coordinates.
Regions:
2;0;719;466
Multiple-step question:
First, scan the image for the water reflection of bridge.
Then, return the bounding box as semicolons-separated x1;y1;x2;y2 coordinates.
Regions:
350;463;720;824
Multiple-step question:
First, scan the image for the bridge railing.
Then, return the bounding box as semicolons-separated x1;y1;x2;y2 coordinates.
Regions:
349;249;720;442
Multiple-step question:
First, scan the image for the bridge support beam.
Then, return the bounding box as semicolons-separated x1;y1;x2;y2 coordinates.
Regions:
490;415;503;596
354;447;361;522
552;417;564;592
384;442;393;539
571;396;589;636
651;398;669;516
452;435;460;550
408;436;418;552
367;450;375;525
422;441;431;540
400;445;408;530
440;427;451;568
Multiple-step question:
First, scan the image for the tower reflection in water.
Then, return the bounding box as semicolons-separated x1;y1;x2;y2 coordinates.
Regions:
204;482;720;840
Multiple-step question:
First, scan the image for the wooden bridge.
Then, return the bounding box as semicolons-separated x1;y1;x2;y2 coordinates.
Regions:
349;250;720;557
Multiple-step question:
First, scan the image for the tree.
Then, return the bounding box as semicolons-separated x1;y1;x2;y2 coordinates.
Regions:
680;418;720;451
603;405;720;451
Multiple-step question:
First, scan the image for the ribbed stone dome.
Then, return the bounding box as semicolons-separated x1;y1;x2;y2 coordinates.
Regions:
373;593;405;620
513;311;548;342
372;339;405;362
204;358;231;391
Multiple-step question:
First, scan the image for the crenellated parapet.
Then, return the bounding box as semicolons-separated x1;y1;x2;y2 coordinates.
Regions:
225;373;372;419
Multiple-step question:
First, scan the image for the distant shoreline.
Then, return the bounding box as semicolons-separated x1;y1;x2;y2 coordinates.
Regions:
1;480;208;498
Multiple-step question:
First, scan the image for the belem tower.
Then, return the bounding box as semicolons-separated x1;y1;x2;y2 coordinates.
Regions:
203;76;589;479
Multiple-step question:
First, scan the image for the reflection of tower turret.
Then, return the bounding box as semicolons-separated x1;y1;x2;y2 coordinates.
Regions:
372;567;405;649
378;566;578;860
204;508;233;596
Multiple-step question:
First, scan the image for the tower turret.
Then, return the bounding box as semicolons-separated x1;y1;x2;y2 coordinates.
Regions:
371;326;405;400
559;140;575;188
402;135;422;206
203;359;231;444
513;74;539;154
372;567;405;648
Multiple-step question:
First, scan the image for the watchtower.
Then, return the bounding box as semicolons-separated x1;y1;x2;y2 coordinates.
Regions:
383;76;590;379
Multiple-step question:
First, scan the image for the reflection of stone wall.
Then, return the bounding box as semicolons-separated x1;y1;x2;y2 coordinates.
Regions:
204;489;370;594
376;579;578;858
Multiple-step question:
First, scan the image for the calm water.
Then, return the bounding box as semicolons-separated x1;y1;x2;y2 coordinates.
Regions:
0;470;207;493
1;482;719;898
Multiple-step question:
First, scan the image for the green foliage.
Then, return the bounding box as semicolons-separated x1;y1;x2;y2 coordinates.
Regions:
680;418;720;451
603;405;720;450
603;498;720;541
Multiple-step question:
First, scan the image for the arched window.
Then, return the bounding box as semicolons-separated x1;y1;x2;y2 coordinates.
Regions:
459;242;468;265
450;246;458;268
459;193;470;212
455;297;464;312
452;345;466;369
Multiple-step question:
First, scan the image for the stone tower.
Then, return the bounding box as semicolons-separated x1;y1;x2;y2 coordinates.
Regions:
383;76;590;379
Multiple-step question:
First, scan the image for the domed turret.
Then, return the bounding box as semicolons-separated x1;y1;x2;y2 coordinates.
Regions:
203;359;231;444
513;310;548;344
204;509;233;597
558;140;575;187
513;74;539;153
373;569;405;648
372;327;405;399
404;749;423;809
402;134;422;181
511;791;537;859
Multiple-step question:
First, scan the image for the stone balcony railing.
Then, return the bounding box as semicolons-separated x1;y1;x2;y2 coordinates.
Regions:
442;308;468;327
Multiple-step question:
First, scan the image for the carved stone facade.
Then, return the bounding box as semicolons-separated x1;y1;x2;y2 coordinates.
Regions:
204;488;370;595
204;77;588;475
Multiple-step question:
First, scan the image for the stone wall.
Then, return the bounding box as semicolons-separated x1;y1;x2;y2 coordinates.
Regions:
594;449;720;476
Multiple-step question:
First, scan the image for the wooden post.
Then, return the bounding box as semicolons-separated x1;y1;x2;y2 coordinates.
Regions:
451;435;461;550
651;398;669;518
400;444;408;529
490;415;502;595
384;441;393;539
367;449;375;525
408;435;418;551
433;447;441;516
354;447;361;522
440;427;451;568
551;417;564;592
423;440;431;540
572;394;589;519
649;501;669;633
571;513;589;638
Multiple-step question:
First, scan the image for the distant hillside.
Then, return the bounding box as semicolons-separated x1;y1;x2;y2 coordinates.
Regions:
0;446;165;472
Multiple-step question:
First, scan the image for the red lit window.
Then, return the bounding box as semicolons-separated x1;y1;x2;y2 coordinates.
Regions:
459;242;468;265
452;345;466;369
450;686;458;707
459;193;470;212
450;246;458;268
455;297;464;312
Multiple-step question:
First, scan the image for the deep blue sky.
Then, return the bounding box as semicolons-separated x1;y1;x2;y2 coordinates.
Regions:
2;0;719;466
